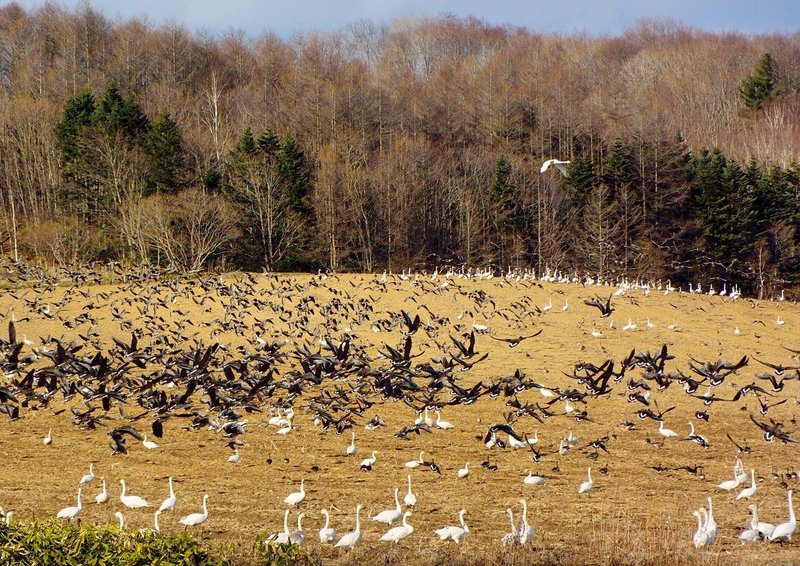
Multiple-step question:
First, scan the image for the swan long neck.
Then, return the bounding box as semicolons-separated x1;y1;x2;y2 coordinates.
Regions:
394;488;401;508
402;512;410;528
587;468;592;481
297;513;304;529
789;491;795;522
154;511;160;531
120;480;126;496
521;499;528;522
355;506;361;532
322;510;330;529
507;509;514;530
169;478;175;496
694;512;702;531
77;488;82;509
202;495;208;514
459;510;466;528
283;509;290;533
407;475;412;490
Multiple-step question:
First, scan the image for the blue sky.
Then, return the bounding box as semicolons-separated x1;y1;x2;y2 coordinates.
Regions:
14;0;800;38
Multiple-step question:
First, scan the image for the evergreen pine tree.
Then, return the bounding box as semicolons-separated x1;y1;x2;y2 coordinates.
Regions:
143;112;184;194
739;53;778;110
277;134;310;214
234;127;257;156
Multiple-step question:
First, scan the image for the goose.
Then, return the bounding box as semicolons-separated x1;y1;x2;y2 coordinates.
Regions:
404;475;417;507
179;494;209;527
373;488;402;525
346;432;357;456
284;479;306;506
736;469;757;500
658;421;678;438
227;448;240;464
319;509;336;543
56;487;82;520
120;479;150;509
435;411;454;430
158;477;177;513
43;429;52;446
360;451;377;471
290;512;306;545
540;158;570;176
79;463;95;485
705;497;718;544
142;434;158;449
273;509;291;544
524;471;546;485
95;478;109;504
501;508;517;545
578;467;593;494
380;511;413;544
435;509;468;542
405;451;425;468
739;504;759;543
334;504;362;549
769;490;796;542
518;498;533;545
115;510;125;529
692;510;709;548
457;463;469;479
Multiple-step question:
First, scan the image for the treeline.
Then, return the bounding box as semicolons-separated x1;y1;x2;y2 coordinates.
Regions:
1;4;799;294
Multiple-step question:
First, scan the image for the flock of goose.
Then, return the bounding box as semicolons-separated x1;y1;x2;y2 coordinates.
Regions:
0;260;797;560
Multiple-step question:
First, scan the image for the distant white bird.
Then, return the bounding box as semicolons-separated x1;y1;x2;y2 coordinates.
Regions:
769;489;796;542
142;434;158;449
290;512;306;546
119;479;150;509
523;471;546;486
578;467;593;494
360;451;377;471
319;509;336;543
540;159;571;177
434;411;454;430
56;487;82;521
179;494;209;527
159;477;177;513
95;477;109;504
404;475;417;507
43;429;53;446
405;451;425;469
373;488;402;525
435;509;469;543
284;479;306;506
346;432;357;456
457;463;470;479
380;511;413;544
334;504;362;550
79;463;95;485
227;448;240;464
736;469;757;500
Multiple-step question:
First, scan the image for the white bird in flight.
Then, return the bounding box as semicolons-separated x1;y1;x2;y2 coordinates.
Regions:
540;159;570;177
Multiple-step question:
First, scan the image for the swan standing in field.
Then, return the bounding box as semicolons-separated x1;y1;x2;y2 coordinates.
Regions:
717;460;741;490
360;451;377;471
334;504;362;549
159;477;177;513
115;511;125;529
319;509;336;543
769;490;796;542
272;509;291;544
692;510;709;548
435;509;468;542
404;475;417;507
704;497;718;544
79;463;95;485
346;432;357;456
657;420;678;438
380;511;413;544
95;478;109;504
457;463;470;479
524;471;546;485
373;488;402;525
227;448;240;464
56;487;82;520
179;494;209;527
501;508;517;545
405;451;425;468
518;498;534;545
284;479;306;506
736;469;757;500
578;467;593;494
120;479;149;509
43;429;52;446
142;434;158;449
290;512;306;545
739;504;760;543
435;411;454;430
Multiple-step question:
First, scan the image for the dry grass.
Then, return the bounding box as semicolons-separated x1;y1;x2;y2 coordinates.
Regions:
0;271;798;565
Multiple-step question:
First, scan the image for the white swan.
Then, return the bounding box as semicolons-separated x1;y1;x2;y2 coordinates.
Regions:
179;494;209;527
524;471;546;485
159;477;177;513
284;479;305;506
540;159;570;176
692;510;709;548
289;512;306;545
273;509;291;544
79;463;95;485
95;478;109;504
142;434;159;449
457;463;469;479
43;429;52;446
334;504;362;549
346;432;357;456
578;467;593;494
56;487;82;520
319;509;336;543
115;510;125;529
717;461;741;491
739;504;759;543
435;509;468;542
705;497;718;544
359;451;377;471
501;508;517;545
373;488;402;525
657;421;677;438
435;411;454;430
404;451;424;468
227;448;240;464
519;498;533;545
120;479;150;509
736;469;757;500
380;511;413;544
404;475;417;507
769;490;796;542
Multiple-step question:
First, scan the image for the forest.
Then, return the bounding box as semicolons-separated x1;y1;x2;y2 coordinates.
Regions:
1;3;799;295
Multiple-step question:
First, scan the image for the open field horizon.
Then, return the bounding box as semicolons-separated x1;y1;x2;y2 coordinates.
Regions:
0;269;798;564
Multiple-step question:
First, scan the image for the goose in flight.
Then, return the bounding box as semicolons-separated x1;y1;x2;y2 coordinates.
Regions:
540;159;571;177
